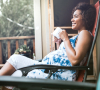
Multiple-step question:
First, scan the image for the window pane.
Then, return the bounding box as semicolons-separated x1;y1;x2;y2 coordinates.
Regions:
0;0;34;37
0;0;34;63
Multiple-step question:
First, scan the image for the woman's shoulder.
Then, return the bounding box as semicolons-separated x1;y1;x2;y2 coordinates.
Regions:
78;30;93;43
79;30;92;38
79;30;92;36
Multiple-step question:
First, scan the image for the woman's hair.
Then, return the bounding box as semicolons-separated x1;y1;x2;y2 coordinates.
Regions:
72;2;96;32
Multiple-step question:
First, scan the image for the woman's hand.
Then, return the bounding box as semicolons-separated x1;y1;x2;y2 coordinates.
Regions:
54;36;61;49
51;33;61;44
54;36;61;44
59;30;69;41
51;35;61;49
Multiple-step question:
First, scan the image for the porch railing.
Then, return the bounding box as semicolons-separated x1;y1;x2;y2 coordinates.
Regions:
0;36;35;64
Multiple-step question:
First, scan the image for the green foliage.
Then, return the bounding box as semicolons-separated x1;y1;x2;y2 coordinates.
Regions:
14;45;31;54
0;0;34;37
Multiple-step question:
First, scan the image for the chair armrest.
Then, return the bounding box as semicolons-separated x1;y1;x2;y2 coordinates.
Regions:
0;76;96;90
18;64;90;76
19;64;89;70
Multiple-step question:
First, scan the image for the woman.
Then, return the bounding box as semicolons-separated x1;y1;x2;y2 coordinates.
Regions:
0;2;96;81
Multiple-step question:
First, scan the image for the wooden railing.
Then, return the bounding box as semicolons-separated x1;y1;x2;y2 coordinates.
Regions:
0;36;35;64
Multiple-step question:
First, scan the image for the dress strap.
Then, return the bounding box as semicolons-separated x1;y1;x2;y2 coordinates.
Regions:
86;30;93;37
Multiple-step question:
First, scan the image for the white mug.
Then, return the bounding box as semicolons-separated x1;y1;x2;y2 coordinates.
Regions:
53;27;62;39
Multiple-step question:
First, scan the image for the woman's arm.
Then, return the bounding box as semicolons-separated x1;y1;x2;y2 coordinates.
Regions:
59;30;92;66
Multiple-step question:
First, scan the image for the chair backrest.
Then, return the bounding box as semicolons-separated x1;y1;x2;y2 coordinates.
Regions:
77;1;100;82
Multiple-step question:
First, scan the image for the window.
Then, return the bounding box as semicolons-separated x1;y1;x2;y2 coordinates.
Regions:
0;0;42;63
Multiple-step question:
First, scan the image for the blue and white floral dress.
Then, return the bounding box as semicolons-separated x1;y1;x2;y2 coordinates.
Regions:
26;35;79;81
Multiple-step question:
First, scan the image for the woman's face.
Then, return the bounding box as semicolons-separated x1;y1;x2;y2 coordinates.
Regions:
71;10;86;30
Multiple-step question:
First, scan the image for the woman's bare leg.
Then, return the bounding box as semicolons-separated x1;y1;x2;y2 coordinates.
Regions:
0;62;16;76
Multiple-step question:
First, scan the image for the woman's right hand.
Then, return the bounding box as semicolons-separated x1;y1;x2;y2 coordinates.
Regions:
54;36;61;44
54;36;61;49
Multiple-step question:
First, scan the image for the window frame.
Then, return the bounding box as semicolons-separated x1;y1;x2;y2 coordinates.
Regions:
34;0;42;59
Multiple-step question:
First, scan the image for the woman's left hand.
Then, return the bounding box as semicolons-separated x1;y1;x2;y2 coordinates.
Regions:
59;30;69;41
